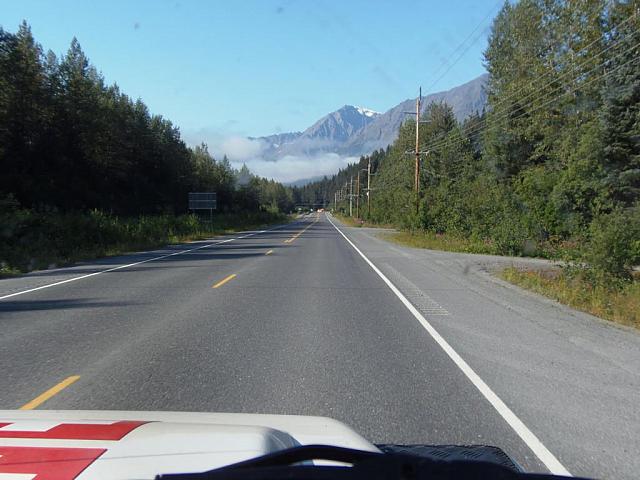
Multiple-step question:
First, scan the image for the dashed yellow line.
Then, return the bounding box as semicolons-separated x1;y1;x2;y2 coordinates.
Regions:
284;218;318;244
20;375;80;410
265;249;273;255
212;273;237;289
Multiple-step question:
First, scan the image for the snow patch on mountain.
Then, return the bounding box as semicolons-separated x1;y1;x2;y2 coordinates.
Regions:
354;106;380;117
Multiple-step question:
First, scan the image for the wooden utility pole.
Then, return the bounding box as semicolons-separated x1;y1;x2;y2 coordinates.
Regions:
414;87;421;214
367;157;371;217
349;176;353;217
403;87;427;215
344;181;348;214
356;171;361;218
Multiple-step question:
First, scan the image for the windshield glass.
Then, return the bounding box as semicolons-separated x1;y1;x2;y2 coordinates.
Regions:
0;1;639;480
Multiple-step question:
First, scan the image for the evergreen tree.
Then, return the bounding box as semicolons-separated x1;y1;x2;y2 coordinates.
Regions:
599;2;640;206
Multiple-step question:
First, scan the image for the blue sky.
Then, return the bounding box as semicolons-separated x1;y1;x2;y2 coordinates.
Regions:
2;0;500;180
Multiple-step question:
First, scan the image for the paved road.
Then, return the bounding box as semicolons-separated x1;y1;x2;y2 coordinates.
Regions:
1;213;639;479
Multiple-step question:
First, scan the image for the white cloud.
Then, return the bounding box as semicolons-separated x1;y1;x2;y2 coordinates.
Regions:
182;128;267;162
220;136;267;162
233;153;358;184
183;128;356;183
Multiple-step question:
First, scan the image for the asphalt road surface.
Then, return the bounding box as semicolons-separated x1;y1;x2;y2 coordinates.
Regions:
1;213;639;479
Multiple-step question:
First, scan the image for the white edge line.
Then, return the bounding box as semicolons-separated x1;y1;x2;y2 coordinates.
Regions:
0;222;296;302
325;214;570;476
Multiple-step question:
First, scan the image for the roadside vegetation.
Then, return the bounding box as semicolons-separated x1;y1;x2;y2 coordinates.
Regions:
382;231;497;255
302;1;640;328
332;212;390;229
500;268;640;329
382;230;586;259
0;207;287;276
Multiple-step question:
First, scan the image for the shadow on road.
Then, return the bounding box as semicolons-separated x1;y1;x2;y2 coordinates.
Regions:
0;298;135;313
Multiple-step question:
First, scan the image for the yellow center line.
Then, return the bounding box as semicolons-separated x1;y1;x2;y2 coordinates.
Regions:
265;249;273;255
284;219;318;244
212;273;237;288
20;375;80;410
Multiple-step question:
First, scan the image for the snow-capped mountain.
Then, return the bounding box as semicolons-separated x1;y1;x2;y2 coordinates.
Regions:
257;105;380;159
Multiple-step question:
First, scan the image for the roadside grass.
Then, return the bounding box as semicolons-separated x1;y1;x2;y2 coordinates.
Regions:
0;211;288;277
100;214;290;256
500;267;640;329
378;229;581;260
381;230;499;255
333;212;394;229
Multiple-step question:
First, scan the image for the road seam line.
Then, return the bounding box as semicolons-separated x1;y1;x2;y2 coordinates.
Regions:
212;273;237;289
0;222;298;301
19;376;81;410
326;214;570;476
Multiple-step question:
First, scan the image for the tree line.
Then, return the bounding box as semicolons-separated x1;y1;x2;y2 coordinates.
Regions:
0;22;295;216
306;0;640;279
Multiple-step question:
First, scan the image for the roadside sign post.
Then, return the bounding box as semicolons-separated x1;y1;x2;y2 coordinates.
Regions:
188;192;217;227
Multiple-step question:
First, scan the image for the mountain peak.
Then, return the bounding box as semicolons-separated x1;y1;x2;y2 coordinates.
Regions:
341;105;380;118
355;105;380;117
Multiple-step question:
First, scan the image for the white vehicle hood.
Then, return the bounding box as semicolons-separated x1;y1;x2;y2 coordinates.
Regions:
0;410;378;479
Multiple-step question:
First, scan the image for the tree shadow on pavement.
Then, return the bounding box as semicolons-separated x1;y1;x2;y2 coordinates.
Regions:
0;298;135;314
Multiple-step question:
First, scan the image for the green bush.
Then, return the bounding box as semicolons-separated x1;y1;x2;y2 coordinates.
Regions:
492;216;531;256
515;165;560;238
583;206;640;281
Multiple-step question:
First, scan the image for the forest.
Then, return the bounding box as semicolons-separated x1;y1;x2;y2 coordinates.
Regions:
0;22;297;215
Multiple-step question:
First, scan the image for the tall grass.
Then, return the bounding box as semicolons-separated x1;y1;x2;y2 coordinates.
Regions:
381;230;499;255
500;268;640;329
0;209;286;275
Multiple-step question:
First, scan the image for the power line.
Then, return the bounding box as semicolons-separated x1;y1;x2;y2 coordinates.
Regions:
426;25;640;154
422;0;503;95
478;0;622;119
416;3;632;168
429;46;640;158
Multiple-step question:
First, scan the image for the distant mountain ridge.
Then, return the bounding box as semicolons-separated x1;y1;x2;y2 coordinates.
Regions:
284;175;327;187
257;104;381;159
255;74;488;160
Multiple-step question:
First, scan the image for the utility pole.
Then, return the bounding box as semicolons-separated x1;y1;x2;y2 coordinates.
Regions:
414;87;421;214
344;181;348;213
356;171;361;219
403;87;429;215
349;176;353;217
367;157;371;217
